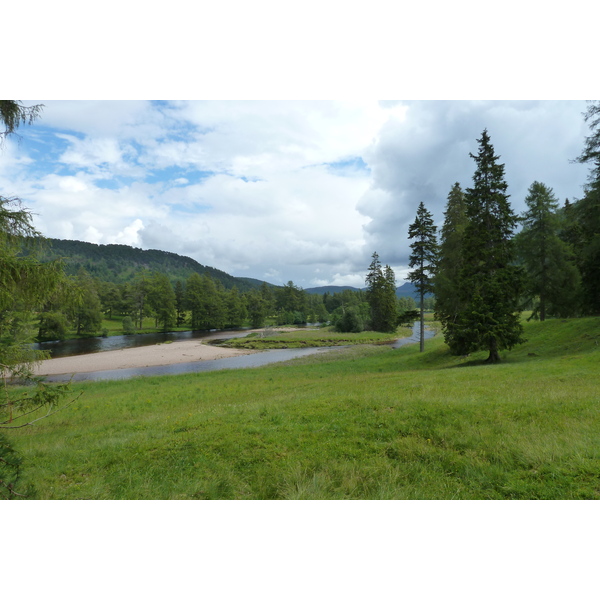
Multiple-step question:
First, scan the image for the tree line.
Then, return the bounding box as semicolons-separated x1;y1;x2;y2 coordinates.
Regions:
34;267;399;340
379;105;600;362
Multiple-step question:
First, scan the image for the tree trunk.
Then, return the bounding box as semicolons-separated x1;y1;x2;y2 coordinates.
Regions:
486;336;501;363
419;290;425;352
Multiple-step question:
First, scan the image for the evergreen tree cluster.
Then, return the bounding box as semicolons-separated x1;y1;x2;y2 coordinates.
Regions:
402;114;600;362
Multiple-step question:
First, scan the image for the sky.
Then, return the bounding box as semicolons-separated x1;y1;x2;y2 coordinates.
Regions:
0;100;592;288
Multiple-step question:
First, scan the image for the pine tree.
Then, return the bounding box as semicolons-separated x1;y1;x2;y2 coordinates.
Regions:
444;130;525;363
407;202;438;351
435;183;468;330
516;181;581;320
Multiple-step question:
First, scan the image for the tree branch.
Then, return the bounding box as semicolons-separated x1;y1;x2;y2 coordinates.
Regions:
0;391;82;429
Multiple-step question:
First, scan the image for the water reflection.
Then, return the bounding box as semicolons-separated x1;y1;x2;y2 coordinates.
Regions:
34;328;252;358
391;322;435;348
42;346;335;383
37;322;432;383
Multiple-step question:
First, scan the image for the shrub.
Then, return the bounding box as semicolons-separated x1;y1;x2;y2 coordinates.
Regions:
122;316;136;335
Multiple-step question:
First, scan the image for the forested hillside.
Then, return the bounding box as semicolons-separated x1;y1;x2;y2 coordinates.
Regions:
305;282;433;300
37;238;266;292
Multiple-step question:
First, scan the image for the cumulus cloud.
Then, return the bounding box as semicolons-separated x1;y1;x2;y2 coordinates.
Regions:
359;100;590;267
3;100;592;287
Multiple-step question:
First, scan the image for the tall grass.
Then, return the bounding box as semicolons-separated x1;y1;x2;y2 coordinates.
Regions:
9;317;600;499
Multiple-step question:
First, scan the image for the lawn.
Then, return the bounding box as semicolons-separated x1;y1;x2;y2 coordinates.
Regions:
8;317;600;499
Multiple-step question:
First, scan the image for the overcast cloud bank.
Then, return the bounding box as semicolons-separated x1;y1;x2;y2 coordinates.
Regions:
0;100;590;287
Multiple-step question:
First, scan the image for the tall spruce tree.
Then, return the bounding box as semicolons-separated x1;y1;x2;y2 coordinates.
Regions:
516;181;581;320
443;130;525;363
407;202;438;351
434;183;468;332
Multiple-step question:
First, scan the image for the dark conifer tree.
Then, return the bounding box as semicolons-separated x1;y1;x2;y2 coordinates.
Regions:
573;102;600;314
574;177;600;314
516;182;580;320
435;183;468;335
365;252;397;332
407;202;438;351
444;130;525;362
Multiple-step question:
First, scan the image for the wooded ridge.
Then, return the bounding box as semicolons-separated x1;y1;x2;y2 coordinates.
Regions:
35;238;270;292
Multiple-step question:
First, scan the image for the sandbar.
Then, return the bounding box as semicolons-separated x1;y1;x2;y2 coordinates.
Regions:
32;340;257;376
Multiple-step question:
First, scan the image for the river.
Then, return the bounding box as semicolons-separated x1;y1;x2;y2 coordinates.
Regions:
38;322;435;383
391;321;436;348
33;328;255;358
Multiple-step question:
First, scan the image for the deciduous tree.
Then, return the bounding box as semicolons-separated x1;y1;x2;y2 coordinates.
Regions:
147;272;176;331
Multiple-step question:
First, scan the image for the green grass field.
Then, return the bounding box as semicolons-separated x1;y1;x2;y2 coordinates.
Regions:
222;326;412;349
8;317;600;499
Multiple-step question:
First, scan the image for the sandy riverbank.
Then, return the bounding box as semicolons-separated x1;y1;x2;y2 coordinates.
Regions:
32;340;258;376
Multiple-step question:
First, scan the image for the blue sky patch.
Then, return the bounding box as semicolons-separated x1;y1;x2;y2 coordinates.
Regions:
325;156;370;175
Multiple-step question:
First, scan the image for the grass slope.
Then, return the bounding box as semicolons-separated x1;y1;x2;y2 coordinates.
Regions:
9;317;600;499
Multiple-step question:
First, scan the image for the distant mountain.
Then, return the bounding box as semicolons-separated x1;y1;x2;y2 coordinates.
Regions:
37;238;270;292
304;285;362;295
305;282;430;299
235;277;279;289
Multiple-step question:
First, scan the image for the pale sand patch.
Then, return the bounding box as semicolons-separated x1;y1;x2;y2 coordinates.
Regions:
32;340;257;376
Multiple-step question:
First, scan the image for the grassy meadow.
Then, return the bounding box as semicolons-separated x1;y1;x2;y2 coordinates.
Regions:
221;326;413;349
8;317;600;499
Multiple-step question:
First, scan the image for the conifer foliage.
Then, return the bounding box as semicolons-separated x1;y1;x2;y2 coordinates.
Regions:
407;202;438;351
516;181;580;320
434;183;468;332
440;130;525;362
1;104;76;498
573;101;600;314
365;252;397;333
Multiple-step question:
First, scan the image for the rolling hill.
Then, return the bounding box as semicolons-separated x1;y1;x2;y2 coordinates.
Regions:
304;282;428;299
36;238;271;291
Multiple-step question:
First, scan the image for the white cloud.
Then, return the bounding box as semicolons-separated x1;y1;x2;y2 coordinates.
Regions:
84;225;103;244
2;100;593;287
111;219;144;246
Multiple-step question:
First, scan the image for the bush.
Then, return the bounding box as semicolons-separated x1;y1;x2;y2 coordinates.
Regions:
122;316;136;335
37;311;69;341
334;306;366;333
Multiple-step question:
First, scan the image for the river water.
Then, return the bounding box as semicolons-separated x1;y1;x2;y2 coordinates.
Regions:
38;322;435;383
391;322;436;348
34;328;254;358
42;346;334;383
